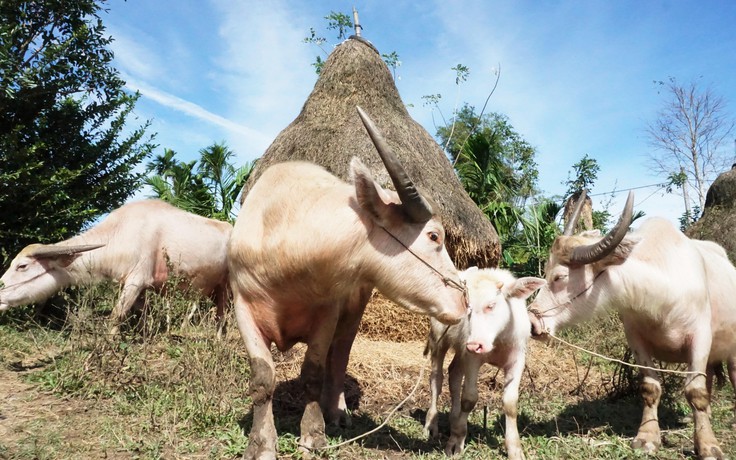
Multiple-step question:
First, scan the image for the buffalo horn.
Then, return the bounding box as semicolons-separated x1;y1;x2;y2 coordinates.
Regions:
356;106;433;223
569;191;634;265
563;189;587;236
28;243;105;259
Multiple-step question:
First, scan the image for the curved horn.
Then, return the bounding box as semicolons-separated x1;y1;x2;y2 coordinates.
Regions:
356;106;433;223
563;189;587;236
28;243;105;259
569;191;634;265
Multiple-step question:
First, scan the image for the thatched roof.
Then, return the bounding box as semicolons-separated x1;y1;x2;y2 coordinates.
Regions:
241;36;499;268
686;166;736;264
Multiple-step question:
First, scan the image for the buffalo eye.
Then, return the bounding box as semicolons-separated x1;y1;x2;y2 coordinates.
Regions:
16;263;27;271
429;231;440;243
483;301;495;313
553;273;567;283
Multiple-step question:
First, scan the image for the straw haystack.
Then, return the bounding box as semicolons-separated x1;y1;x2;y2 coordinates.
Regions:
686;166;736;263
241;36;499;268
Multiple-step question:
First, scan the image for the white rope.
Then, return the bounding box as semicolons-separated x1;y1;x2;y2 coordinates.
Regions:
547;333;707;378
302;357;428;452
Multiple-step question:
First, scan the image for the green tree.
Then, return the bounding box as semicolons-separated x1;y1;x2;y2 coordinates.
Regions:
0;0;154;262
455;133;521;239
145;143;254;223
441;105;538;205
303;11;353;75
506;198;563;276
564;154;599;197
447;107;542;275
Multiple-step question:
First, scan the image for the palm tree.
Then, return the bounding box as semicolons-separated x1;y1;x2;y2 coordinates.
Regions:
455;132;522;240
511;198;563;276
197;143;254;222
145;142;255;223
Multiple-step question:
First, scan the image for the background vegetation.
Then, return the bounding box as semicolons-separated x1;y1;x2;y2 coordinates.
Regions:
1;287;734;459
0;0;155;263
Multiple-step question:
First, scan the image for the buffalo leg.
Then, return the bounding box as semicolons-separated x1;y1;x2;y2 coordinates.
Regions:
321;292;369;427
234;294;277;460
446;354;480;456
299;307;340;453
683;331;724;460
684;337;724;459
503;353;526;460
214;284;228;340
109;280;146;335
624;323;663;453
633;368;663;453
728;357;736;424
423;342;450;438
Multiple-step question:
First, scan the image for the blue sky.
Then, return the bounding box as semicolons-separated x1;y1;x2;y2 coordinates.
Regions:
104;0;736;226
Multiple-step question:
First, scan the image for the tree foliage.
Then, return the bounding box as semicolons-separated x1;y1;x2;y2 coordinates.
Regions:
647;76;735;226
442;105;546;274
145;143;254;223
0;0;154;262
564;154;599;197
441;105;538;204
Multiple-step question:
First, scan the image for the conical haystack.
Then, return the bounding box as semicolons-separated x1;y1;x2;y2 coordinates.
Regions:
686;166;736;263
242;36;499;268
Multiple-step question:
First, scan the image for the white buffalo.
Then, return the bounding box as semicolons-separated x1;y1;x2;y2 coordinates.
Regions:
529;191;736;460
228;107;468;458
0;200;232;334
424;267;544;459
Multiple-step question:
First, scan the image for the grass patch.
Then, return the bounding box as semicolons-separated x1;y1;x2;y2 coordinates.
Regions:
0;285;733;459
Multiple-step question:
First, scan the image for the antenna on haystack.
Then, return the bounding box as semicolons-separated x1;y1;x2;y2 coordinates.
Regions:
353;7;362;37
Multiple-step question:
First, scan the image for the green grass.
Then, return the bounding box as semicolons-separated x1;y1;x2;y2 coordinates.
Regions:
0;285;733;459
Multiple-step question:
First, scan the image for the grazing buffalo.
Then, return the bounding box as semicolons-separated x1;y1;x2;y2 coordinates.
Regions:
424;267;544;459
0;200;232;334
228;107;468;458
528;191;736;460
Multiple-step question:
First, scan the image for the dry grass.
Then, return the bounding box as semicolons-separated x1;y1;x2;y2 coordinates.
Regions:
0;286;734;459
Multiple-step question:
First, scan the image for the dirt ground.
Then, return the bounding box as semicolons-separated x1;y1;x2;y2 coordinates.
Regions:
0;335;610;459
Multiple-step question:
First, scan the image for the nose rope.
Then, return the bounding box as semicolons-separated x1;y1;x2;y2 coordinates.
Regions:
0;271;47;293
378;226;468;304
528;268;608;332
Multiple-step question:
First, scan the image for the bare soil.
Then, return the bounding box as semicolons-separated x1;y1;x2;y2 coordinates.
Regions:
0;335;609;459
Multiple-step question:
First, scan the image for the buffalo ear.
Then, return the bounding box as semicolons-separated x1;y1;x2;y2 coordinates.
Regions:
351;157;395;226
34;253;80;269
607;235;640;265
459;266;478;282
58;254;83;268
505;277;546;300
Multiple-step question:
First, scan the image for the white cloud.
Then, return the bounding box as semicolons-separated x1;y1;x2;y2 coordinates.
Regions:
210;0;318;131
124;76;272;147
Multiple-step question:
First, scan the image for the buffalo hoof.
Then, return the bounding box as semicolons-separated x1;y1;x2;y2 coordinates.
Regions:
299;403;327;455
444;436;466;456
326;408;352;428
697;445;726;460
243;439;277;460
631;437;660;454
423;416;438;439
507;442;526;460
298;432;327;457
422;423;438;439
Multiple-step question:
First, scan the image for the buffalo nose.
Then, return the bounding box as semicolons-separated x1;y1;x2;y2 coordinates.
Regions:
466;342;484;354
